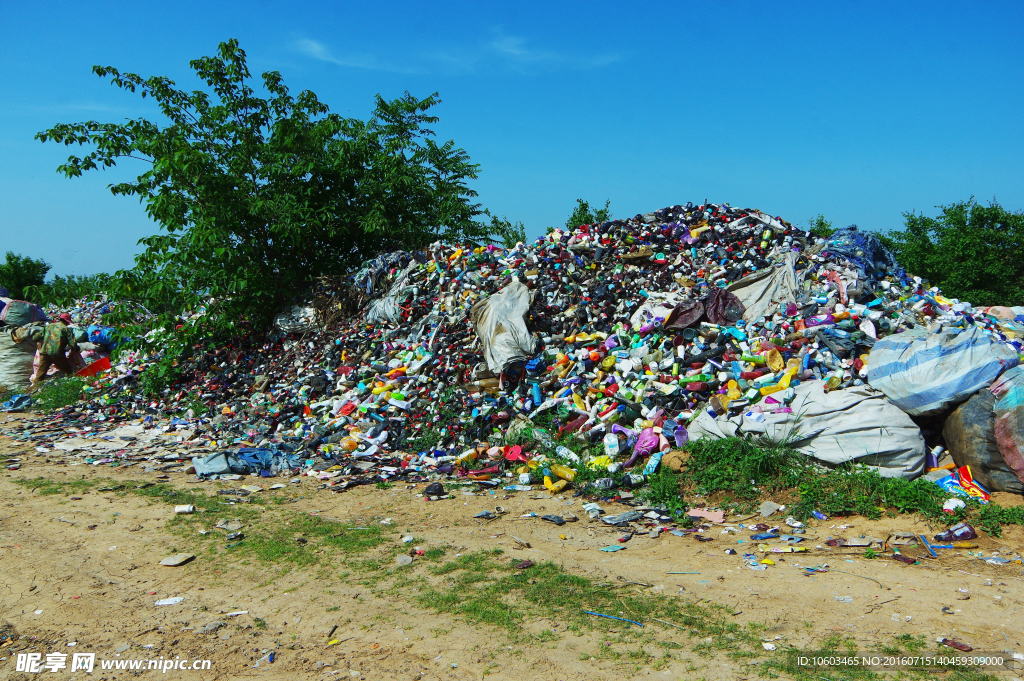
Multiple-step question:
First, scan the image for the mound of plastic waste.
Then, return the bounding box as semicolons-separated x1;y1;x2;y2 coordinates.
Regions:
8;201;1024;498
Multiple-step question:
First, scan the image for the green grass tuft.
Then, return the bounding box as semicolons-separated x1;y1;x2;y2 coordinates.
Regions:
31;377;86;411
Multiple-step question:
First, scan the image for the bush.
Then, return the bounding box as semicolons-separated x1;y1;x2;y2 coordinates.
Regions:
32;377;86;411
886;197;1024;306
0;252;49;300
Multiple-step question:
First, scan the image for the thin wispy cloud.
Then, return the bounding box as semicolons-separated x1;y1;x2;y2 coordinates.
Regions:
489;35;621;70
295;38;416;74
293;35;621;74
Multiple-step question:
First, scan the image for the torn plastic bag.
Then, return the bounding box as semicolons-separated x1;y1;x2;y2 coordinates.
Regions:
664;299;704;330
727;251;802;323
365;261;418;326
193;447;304;478
234;447;305;476
602;511;642;526
704;287;745;326
192;452;233;477
819;225;903;281
0;394;31;412
991;365;1024;488
353;251;413;297
629;291;684;331
943;388;1022;494
273;306;316;334
867;325;1019;416
470;280;538;373
687;382;926;478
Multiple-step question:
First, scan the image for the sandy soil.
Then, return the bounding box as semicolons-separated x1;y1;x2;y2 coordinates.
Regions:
2;412;1023;681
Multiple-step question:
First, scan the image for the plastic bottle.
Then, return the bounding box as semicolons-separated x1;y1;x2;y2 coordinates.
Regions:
603;432;621;458
642;451;663;476
555;445;580;463
549;463;577;481
543;475;569;493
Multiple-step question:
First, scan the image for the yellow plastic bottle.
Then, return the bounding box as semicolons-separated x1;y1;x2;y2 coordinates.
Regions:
550;464;576;481
544;476;569;493
726;379;742;400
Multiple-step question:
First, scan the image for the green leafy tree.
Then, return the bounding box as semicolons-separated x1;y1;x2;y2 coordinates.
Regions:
887;197;1024;306
0;252;50;301
808;213;836;238
565;198;612;230
36;39;501;332
24;273;115;308
488;214;527;249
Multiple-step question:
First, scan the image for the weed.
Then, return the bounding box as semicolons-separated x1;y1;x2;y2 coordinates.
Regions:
31;377;86;411
672;437;1024;534
792;463;953;521
15;476;99;496
641;469;687;516
175;396;209;418
375;480;393;490
977;503;1024;537
423;547;446;561
681;437;803;503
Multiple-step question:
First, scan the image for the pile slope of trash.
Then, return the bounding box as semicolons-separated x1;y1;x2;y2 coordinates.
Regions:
4;201;1024;513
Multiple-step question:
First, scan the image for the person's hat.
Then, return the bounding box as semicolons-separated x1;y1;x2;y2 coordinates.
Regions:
58;313;73;324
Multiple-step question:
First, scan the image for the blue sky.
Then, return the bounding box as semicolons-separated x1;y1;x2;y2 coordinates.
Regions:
2;0;1022;278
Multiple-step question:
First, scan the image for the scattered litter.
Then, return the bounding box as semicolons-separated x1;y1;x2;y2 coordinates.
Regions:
158;553;195;567
583;611;643;627
155;597;184;606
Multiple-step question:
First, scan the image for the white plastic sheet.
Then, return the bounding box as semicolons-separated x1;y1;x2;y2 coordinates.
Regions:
365;261;418;326
688;382;927;478
273;306;316;334
727;251;801;322
470;280;538;373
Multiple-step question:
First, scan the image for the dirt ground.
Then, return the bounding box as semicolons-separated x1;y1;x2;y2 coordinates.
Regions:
2;412;1023;681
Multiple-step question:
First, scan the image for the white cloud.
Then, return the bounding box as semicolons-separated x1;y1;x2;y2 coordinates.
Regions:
294;38;415;73
293;34;621;74
488;34;621;70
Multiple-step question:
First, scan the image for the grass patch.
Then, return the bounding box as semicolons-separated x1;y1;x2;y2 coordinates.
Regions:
414;549;765;658
15;476;393;566
15;476;100;496
678;437;1024;534
31;377;87;411
423;546;447;561
976;503;1024;537
682;436;803;504
790;464;952;522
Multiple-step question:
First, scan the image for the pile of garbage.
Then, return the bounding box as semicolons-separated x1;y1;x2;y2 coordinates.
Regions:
3;201;1024;510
